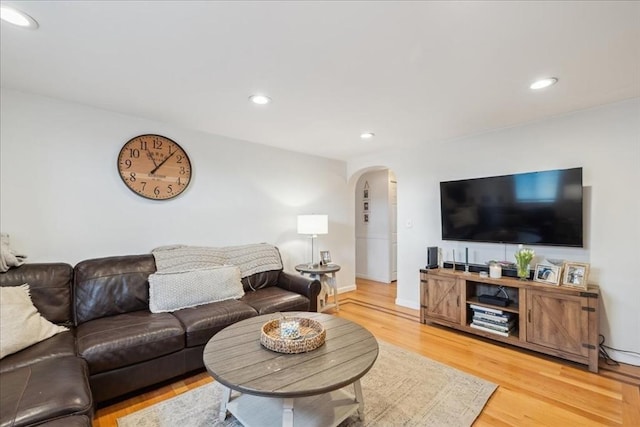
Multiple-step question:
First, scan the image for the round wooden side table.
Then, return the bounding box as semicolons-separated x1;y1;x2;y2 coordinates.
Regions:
295;264;341;312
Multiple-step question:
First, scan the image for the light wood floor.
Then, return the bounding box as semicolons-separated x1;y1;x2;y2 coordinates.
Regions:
93;279;640;426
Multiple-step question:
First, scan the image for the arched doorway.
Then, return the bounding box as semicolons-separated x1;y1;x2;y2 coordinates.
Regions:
354;168;397;283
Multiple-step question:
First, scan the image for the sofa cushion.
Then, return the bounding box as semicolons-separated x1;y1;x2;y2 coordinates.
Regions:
0;285;68;359
240;287;310;315
172;299;257;347
241;270;281;292
149;265;244;313
0;356;92;427
76;311;184;375
74;254;156;324
0;330;76;374
0;263;74;325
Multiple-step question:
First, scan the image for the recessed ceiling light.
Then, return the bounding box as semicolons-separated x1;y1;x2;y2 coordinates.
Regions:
249;94;272;105
360;132;375;140
530;77;558;90
0;5;39;29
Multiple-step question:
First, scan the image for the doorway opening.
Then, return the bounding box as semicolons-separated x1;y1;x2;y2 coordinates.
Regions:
354;169;397;283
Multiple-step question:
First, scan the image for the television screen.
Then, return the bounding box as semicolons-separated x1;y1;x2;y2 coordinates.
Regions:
440;168;583;247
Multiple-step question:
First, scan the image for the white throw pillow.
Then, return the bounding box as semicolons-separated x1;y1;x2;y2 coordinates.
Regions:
148;265;245;313
0;284;68;359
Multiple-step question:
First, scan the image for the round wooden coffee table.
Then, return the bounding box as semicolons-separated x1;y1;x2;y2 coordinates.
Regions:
203;312;378;427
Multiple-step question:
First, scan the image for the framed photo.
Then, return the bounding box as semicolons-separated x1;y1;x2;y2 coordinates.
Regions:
534;264;561;286
562;262;590;289
363;201;369;212
320;250;331;265
364;213;369;223
363;189;369;199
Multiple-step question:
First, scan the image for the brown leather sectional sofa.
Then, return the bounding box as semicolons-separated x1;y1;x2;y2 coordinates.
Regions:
0;252;320;427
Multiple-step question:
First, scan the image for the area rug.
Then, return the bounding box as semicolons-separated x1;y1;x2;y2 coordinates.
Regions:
117;341;496;427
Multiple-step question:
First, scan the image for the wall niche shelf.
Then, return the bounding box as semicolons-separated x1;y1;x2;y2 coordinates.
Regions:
419;268;600;373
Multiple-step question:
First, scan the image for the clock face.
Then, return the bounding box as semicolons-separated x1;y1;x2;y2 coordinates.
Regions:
117;134;192;200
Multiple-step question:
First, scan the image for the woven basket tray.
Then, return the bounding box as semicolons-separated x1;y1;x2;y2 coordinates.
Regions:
260;317;326;354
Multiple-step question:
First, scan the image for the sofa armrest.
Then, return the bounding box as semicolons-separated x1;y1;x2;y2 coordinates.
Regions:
276;271;321;312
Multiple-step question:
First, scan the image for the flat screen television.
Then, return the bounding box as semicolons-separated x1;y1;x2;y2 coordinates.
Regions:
440;167;583;247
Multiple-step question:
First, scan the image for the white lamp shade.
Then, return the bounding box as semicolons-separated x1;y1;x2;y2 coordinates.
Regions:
297;214;328;235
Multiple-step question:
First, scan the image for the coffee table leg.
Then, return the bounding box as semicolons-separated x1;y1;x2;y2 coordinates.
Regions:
354;380;365;420
219;386;231;421
282;397;294;427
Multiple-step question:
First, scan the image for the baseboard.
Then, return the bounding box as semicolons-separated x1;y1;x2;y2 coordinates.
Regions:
355;273;392;283
338;284;357;293
608;349;640;368
395;297;420;310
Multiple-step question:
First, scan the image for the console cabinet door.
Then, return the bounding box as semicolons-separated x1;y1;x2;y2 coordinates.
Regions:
526;290;590;358
425;275;461;324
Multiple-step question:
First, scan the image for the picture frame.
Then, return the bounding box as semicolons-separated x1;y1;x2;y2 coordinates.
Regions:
363;201;369;212
562;262;590;289
320;250;332;265
364;213;369;223
533;263;561;286
363;189;369;199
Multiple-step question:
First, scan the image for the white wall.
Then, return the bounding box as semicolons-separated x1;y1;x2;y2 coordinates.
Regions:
0;88;355;290
348;98;640;366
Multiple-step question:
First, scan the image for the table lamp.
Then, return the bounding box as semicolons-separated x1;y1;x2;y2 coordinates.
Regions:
297;214;328;268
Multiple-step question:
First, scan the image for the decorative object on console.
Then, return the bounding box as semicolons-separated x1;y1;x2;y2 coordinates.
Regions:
533;263;561;286
452;249;456;271
489;262;502;279
514;245;535;280
464;247;470;274
562;262;590;289
118;134;192;200
297;214;328;268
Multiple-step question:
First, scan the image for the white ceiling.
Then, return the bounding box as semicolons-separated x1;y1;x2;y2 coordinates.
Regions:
1;1;639;161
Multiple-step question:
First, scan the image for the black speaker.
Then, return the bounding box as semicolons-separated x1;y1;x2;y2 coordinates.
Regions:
426;247;438;269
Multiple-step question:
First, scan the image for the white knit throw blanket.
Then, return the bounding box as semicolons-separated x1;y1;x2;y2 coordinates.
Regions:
0;233;27;273
151;243;282;278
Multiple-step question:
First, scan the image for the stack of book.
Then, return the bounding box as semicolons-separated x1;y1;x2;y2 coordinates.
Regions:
469;304;516;337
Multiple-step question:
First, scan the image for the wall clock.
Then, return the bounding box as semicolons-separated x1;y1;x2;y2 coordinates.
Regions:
117;134;192;200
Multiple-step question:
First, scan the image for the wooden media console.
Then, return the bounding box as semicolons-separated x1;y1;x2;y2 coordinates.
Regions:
420;268;600;372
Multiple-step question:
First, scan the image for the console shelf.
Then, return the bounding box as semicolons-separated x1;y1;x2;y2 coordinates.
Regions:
420;268;600;373
466;297;519;314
